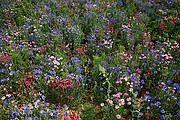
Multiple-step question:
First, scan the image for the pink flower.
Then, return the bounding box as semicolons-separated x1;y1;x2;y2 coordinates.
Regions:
126;97;131;102
6;36;11;40
116;114;121;119
124;93;129;96
136;68;142;74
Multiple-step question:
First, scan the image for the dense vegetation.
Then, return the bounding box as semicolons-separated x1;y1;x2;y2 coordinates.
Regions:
0;0;180;120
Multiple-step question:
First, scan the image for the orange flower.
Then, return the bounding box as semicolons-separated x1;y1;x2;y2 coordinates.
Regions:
178;34;180;38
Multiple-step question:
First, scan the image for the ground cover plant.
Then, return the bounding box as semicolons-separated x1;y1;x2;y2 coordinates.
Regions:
0;0;180;120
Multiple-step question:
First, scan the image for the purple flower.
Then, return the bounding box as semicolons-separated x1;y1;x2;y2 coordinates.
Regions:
100;87;104;91
161;109;165;114
177;102;180;106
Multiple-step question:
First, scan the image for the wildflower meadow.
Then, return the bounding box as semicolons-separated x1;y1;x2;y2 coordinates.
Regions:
0;0;180;120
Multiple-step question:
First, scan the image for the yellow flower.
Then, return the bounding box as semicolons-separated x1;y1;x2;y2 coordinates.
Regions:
159;36;162;39
178;34;180;38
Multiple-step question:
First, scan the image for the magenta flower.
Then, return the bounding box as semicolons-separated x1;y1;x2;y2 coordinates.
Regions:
116;114;121;119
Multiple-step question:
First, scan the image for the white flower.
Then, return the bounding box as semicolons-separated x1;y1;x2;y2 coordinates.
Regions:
1;96;6;100
115;105;119;109
100;103;104;107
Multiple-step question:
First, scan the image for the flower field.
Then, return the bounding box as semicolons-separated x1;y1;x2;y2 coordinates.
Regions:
0;0;180;120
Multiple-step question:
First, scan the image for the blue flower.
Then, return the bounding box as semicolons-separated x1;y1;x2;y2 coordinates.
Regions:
155;101;161;106
166;80;172;84
56;105;61;109
173;83;180;90
100;87;104;91
146;91;150;95
24;117;29;120
71;57;81;64
34;116;39;120
41;110;46;115
64;111;68;116
11;111;18;118
50;110;54;114
160;115;166;120
28;110;33;115
141;79;145;84
161;109;165;114
3;103;8;107
52;115;56;119
177;112;180;117
139;112;143;116
150;103;155;107
177;102;180;107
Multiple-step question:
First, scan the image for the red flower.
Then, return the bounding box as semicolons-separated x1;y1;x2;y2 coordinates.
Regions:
145;113;151;120
178;77;180;82
25;80;31;86
147;70;151;76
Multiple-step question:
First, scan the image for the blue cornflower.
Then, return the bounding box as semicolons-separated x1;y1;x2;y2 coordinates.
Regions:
71;57;80;64
11;111;18;118
177;102;180;107
65;111;68;116
41;110;46;115
150;103;155;107
160;115;166;120
139;112;143;116
24;117;29;120
174;83;180;90
172;70;176;73
34;116;38;120
3;103;8;107
28;110;33;115
155;101;161;106
56;105;61;109
177;70;180;73
177;112;180;117
52;115;56;119
50;110;54;114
